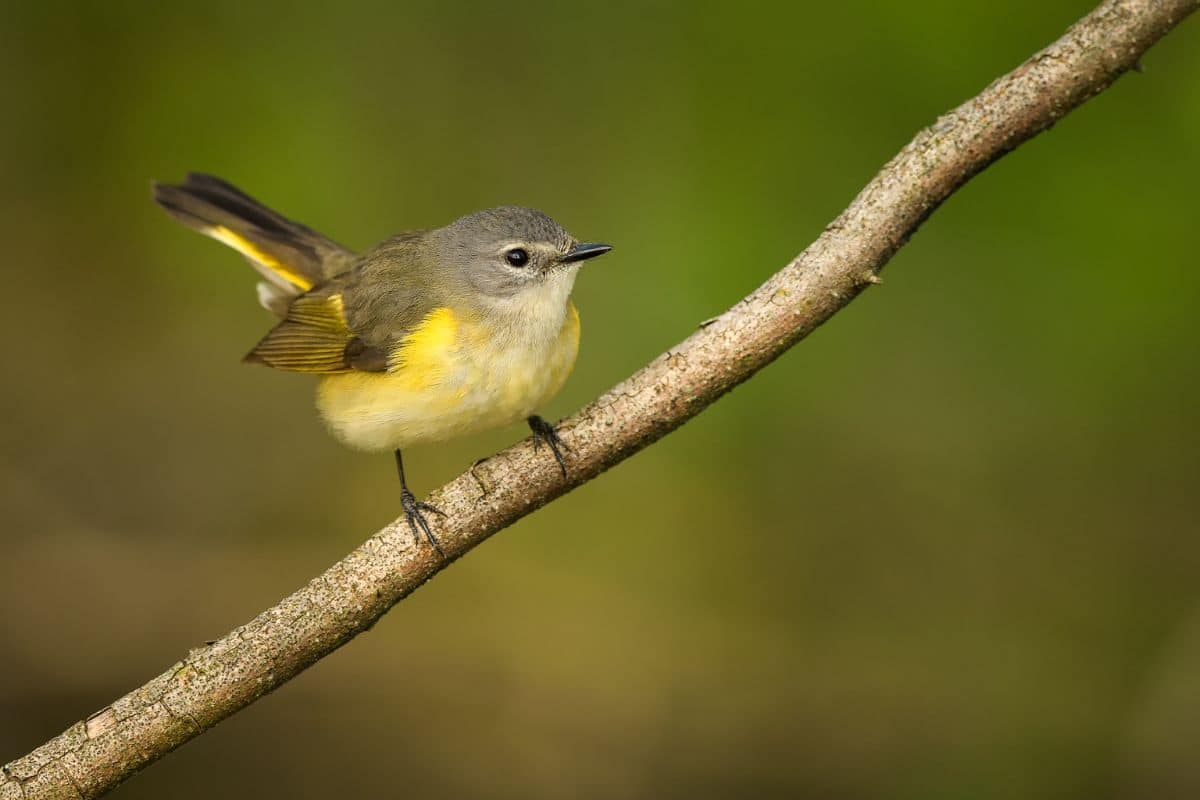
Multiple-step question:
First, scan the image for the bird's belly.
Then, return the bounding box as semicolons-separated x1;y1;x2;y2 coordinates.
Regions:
316;309;579;452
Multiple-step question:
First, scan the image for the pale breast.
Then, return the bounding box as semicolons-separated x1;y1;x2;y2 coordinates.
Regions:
315;303;580;452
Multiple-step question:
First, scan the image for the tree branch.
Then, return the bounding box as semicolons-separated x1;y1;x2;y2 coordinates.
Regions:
4;1;1196;797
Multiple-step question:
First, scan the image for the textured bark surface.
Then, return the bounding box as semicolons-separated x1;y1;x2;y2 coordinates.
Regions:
3;1;1196;797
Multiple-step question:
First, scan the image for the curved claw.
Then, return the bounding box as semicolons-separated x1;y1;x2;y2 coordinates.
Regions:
415;501;446;518
527;415;568;478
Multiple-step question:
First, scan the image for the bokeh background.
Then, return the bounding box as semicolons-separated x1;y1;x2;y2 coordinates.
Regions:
2;1;1198;797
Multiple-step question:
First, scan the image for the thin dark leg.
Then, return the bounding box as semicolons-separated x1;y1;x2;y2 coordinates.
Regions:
527;415;568;478
394;449;445;555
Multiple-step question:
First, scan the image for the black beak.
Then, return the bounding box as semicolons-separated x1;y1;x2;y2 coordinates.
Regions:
559;242;613;264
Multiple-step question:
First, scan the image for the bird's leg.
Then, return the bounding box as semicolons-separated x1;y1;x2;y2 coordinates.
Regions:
527;415;568;478
394;449;445;555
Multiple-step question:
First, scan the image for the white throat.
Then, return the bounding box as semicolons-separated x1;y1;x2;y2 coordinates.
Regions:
480;265;579;348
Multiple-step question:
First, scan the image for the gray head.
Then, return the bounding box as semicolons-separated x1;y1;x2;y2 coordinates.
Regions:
427;205;611;302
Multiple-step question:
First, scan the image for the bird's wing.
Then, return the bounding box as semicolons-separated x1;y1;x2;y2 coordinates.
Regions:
243;288;386;373
243;262;442;375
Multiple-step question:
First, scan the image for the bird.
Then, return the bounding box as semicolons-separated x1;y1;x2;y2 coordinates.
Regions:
153;173;611;552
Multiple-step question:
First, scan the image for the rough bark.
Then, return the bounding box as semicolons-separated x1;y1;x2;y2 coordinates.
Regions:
3;1;1196;797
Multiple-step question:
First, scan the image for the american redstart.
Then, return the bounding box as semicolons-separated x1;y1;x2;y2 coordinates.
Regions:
153;173;611;551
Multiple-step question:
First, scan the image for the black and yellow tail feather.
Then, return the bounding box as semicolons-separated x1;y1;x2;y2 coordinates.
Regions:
152;173;354;314
154;173;389;374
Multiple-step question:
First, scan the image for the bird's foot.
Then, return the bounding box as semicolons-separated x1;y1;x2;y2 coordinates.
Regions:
528;415;568;478
401;488;446;555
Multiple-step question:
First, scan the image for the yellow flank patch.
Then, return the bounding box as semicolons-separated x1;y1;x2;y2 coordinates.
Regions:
566;302;580;345
316;299;581;452
389;307;461;389
208;225;314;291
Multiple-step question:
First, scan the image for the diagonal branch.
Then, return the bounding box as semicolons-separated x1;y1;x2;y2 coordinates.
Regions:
4;1;1196;797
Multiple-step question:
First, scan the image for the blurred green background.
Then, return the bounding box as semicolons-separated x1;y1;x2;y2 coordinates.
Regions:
1;1;1198;797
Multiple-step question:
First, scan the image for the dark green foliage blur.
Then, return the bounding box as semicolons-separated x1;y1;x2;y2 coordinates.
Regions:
1;1;1198;797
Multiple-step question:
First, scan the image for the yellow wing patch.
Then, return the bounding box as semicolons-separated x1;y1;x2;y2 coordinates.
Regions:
208;225;315;291
245;293;353;372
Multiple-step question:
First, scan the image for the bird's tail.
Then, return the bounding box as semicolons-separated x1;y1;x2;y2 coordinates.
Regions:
153;173;354;315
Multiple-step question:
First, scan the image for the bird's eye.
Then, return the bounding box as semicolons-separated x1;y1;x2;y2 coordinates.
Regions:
505;248;530;267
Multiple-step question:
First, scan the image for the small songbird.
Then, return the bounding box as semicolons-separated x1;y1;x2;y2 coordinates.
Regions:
153;173;611;551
